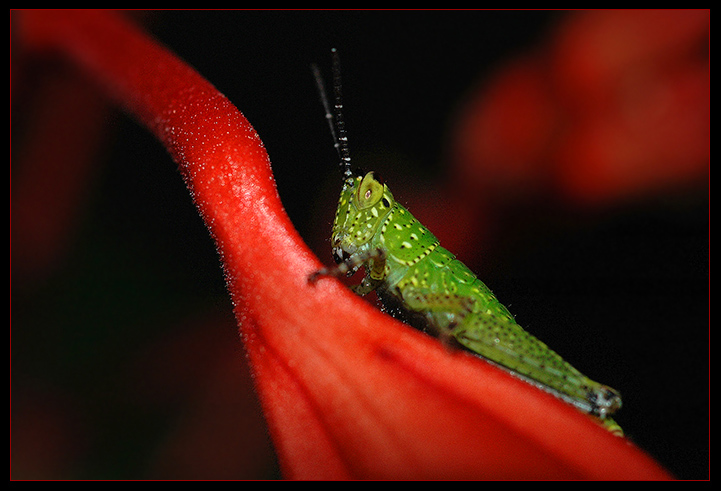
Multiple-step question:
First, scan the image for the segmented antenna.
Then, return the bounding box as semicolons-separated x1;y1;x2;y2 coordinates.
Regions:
312;48;353;178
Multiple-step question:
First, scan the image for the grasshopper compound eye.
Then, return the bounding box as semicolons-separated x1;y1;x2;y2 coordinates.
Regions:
357;172;384;209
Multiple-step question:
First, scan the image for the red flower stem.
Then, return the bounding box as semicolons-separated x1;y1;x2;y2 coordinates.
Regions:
16;10;672;479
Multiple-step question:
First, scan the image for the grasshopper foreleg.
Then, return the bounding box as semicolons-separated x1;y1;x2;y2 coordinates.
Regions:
309;248;387;296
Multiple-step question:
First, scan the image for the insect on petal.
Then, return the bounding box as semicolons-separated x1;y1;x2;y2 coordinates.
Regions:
16;9;674;480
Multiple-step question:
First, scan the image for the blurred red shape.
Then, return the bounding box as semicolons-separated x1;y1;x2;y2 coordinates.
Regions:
452;9;709;206
13;10;674;479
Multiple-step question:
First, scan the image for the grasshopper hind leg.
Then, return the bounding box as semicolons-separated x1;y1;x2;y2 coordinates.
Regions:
397;288;624;433
453;311;623;424
395;289;480;348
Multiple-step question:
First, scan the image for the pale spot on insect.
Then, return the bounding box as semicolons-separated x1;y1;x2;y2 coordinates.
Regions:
393;223;403;230
401;241;412;249
371;208;379;217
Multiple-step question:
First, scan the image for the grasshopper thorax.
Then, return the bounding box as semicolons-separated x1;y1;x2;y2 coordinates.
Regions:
331;171;395;264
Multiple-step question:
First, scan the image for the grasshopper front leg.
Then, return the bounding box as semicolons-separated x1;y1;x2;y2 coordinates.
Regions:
309;248;387;296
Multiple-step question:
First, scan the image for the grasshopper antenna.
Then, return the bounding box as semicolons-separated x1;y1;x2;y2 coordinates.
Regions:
312;48;353;178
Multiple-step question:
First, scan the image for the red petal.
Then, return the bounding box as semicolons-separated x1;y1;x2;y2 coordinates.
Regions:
16;10;673;479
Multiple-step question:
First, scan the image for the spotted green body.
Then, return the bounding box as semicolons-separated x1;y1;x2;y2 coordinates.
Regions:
310;50;623;435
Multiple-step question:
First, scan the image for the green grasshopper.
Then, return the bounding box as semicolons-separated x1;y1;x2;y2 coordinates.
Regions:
309;50;623;435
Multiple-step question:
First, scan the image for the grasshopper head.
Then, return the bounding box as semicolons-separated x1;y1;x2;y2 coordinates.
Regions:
330;171;394;265
313;51;395;266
